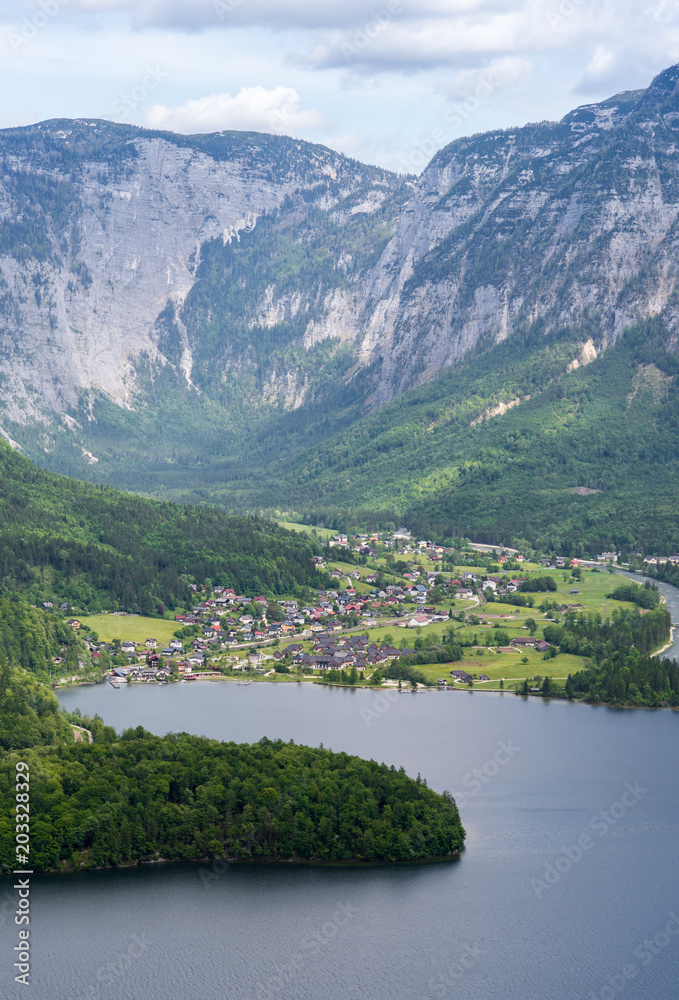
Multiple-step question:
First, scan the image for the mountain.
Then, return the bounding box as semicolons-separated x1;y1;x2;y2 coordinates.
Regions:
0;440;326;611
3;68;679;548
0;119;405;456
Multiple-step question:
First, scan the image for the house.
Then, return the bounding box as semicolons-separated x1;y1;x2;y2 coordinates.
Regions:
479;674;490;681
450;669;473;683
169;639;183;651
408;614;431;628
121;641;136;652
145;638;157;649
66;618;81;629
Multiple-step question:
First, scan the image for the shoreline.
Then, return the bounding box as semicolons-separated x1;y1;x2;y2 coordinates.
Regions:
1;849;463;879
652;626;675;657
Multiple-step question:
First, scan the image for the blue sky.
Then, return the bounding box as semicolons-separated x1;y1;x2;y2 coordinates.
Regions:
2;0;679;171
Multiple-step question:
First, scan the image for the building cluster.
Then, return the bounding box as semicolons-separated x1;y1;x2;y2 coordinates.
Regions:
275;634;416;672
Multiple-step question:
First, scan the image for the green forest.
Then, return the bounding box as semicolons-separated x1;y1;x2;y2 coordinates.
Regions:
0;732;465;872
0;664;75;750
274;319;679;555
0;440;327;610
524;603;677;707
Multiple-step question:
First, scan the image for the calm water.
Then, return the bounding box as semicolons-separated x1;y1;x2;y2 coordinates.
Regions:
5;622;679;999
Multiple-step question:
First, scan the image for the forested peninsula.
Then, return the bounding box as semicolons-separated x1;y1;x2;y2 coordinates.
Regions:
0;616;465;872
0;723;465;872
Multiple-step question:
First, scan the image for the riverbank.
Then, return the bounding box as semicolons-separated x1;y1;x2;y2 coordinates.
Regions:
653;626;675;657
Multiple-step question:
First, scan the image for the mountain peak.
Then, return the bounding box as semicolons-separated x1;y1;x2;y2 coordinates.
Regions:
647;62;679;99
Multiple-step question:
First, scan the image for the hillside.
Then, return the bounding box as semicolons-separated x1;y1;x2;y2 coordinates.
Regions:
134;318;679;554
4;69;679;547
0;440;326;610
279;318;679;554
0;119;406;476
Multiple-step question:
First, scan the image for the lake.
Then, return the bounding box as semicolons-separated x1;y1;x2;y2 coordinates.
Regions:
3;659;675;1000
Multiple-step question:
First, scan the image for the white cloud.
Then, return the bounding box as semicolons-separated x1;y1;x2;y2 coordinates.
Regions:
0;0;495;33
436;57;531;101
143;85;326;135
2;0;679;172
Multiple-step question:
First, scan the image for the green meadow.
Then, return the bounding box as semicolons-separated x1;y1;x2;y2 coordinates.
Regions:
77;614;181;646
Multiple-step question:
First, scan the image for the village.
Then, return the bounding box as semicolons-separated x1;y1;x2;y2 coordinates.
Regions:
49;526;653;693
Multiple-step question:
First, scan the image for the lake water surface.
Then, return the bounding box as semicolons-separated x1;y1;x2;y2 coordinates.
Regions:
5;580;679;999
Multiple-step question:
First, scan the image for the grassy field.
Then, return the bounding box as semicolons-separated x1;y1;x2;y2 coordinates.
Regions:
77;614;180;645
276;520;335;540
415;650;587;688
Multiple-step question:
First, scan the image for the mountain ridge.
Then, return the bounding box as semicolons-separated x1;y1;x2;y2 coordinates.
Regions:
3;69;679;549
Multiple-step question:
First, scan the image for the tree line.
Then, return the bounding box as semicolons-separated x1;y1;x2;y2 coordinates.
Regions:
0;732;466;872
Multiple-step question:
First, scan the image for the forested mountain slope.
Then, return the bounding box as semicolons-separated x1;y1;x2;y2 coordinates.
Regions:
0;441;326;610
148;318;679;554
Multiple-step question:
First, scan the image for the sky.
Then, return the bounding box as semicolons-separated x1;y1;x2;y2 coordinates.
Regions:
2;0;679;172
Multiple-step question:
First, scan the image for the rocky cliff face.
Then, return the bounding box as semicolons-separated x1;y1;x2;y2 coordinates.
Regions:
0;120;396;436
2;67;679;484
353;64;679;404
